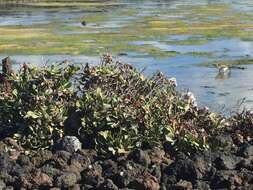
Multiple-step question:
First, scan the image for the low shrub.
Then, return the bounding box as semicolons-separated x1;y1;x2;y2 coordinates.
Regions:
0;56;228;155
72;57;211;156
0;63;78;149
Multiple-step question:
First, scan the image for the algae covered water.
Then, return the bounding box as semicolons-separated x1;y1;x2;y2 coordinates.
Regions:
1;0;253;113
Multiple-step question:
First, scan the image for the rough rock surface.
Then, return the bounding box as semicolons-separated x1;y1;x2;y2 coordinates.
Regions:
55;136;82;153
0;135;253;189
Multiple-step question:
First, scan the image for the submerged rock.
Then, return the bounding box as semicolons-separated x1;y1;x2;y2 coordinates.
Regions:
81;21;86;26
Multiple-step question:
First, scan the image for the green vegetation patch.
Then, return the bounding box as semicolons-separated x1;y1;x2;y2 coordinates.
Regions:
0;56;227;156
199;58;253;67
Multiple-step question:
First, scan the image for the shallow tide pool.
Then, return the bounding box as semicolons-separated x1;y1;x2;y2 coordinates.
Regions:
1;0;253;113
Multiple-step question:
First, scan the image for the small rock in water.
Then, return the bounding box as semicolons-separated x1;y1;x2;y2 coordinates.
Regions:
81;21;86;26
118;52;128;56
55;136;82;153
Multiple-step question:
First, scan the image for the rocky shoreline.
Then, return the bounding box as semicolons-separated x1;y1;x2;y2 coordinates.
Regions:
0;130;253;190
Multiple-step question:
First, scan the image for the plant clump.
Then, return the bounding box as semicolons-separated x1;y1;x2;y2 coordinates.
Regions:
0;56;226;156
0;63;78;149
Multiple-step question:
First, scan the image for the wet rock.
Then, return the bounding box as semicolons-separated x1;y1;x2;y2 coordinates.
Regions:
55;136;82;153
130;149;151;167
98;179;118;190
55;172;77;188
237;143;253;158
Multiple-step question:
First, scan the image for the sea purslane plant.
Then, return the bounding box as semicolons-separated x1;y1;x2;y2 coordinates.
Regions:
0;55;224;155
0;63;78;149
70;55;211;156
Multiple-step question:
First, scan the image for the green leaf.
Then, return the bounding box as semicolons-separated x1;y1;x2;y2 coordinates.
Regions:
12;89;18;97
25;111;40;119
99;130;109;139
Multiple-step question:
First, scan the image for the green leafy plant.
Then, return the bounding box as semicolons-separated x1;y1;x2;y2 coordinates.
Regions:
70;56;210;156
0;55;227;155
0;63;79;149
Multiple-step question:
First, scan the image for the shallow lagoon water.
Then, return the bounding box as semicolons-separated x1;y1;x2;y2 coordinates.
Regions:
1;0;253;113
